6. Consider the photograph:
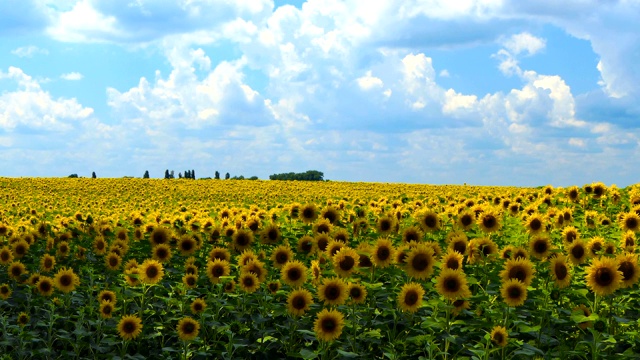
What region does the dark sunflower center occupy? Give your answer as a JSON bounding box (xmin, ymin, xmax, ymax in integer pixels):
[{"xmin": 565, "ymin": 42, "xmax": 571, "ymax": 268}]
[
  {"xmin": 325, "ymin": 285, "xmax": 340, "ymax": 300},
  {"xmin": 40, "ymin": 282, "xmax": 51, "ymax": 292},
  {"xmin": 103, "ymin": 306, "xmax": 112, "ymax": 314},
  {"xmin": 293, "ymin": 295, "xmax": 306, "ymax": 309},
  {"xmin": 571, "ymin": 245, "xmax": 585, "ymax": 259},
  {"xmin": 321, "ymin": 318, "xmax": 336, "ymax": 332},
  {"xmin": 380, "ymin": 220, "xmax": 391, "ymax": 231},
  {"xmin": 236, "ymin": 235, "xmax": 249, "ymax": 246},
  {"xmin": 424, "ymin": 215, "xmax": 437, "ymax": 228},
  {"xmin": 60, "ymin": 274, "xmax": 72, "ymax": 286},
  {"xmin": 243, "ymin": 277, "xmax": 254, "ymax": 287},
  {"xmin": 97, "ymin": 242, "xmax": 105, "ymax": 250},
  {"xmin": 626, "ymin": 238, "xmax": 635, "ymax": 247},
  {"xmin": 412, "ymin": 253, "xmax": 430, "ymax": 271},
  {"xmin": 324, "ymin": 212, "xmax": 337, "ymax": 223},
  {"xmin": 566, "ymin": 232, "xmax": 576, "ymax": 243},
  {"xmin": 213, "ymin": 266, "xmax": 224, "ymax": 276},
  {"xmin": 359, "ymin": 255, "xmax": 372, "ymax": 267},
  {"xmin": 554, "ymin": 263, "xmax": 568, "ymax": 280},
  {"xmin": 302, "ymin": 208, "xmax": 314, "ymax": 219},
  {"xmin": 461, "ymin": 215, "xmax": 472, "ymax": 226},
  {"xmin": 509, "ymin": 267, "xmax": 526, "ymax": 282},
  {"xmin": 444, "ymin": 277, "xmax": 460, "ymax": 291},
  {"xmin": 534, "ymin": 240, "xmax": 548, "ymax": 254},
  {"xmin": 591, "ymin": 243, "xmax": 602, "ymax": 253},
  {"xmin": 405, "ymin": 232, "xmax": 419, "ymax": 242},
  {"xmin": 301, "ymin": 241, "xmax": 312, "ymax": 252},
  {"xmin": 377, "ymin": 247, "xmax": 390, "ymax": 260},
  {"xmin": 268, "ymin": 230, "xmax": 278, "ymax": 240},
  {"xmin": 483, "ymin": 216, "xmax": 496, "ymax": 229},
  {"xmin": 109, "ymin": 257, "xmax": 119, "ymax": 266},
  {"xmin": 146, "ymin": 266, "xmax": 159, "ymax": 279},
  {"xmin": 181, "ymin": 241, "xmax": 193, "ymax": 251},
  {"xmin": 493, "ymin": 333, "xmax": 504, "ymax": 343},
  {"xmin": 453, "ymin": 299, "xmax": 464, "ymax": 307},
  {"xmin": 317, "ymin": 238, "xmax": 329, "ymax": 251},
  {"xmin": 44, "ymin": 259, "xmax": 53, "ymax": 267},
  {"xmin": 317, "ymin": 224, "xmax": 330, "ymax": 233},
  {"xmin": 350, "ymin": 287, "xmax": 361, "ymax": 298},
  {"xmin": 276, "ymin": 252, "xmax": 288, "ymax": 264},
  {"xmin": 404, "ymin": 291, "xmax": 418, "ymax": 306},
  {"xmin": 287, "ymin": 268, "xmax": 301, "ymax": 281},
  {"xmin": 183, "ymin": 323, "xmax": 195, "ymax": 334},
  {"xmin": 595, "ymin": 268, "xmax": 613, "ymax": 286},
  {"xmin": 1, "ymin": 252, "xmax": 9, "ymax": 261},
  {"xmin": 446, "ymin": 258, "xmax": 459, "ymax": 270},
  {"xmin": 124, "ymin": 321, "xmax": 135, "ymax": 333},
  {"xmin": 626, "ymin": 217, "xmax": 638, "ymax": 229},
  {"xmin": 481, "ymin": 245, "xmax": 493, "ymax": 257},
  {"xmin": 339, "ymin": 256, "xmax": 355, "ymax": 271},
  {"xmin": 11, "ymin": 266, "xmax": 22, "ymax": 277},
  {"xmin": 530, "ymin": 219, "xmax": 541, "ymax": 231},
  {"xmin": 508, "ymin": 285, "xmax": 522, "ymax": 299},
  {"xmin": 15, "ymin": 245, "xmax": 25, "ymax": 255},
  {"xmin": 453, "ymin": 241, "xmax": 466, "ymax": 254},
  {"xmin": 619, "ymin": 261, "xmax": 634, "ymax": 281},
  {"xmin": 187, "ymin": 277, "xmax": 196, "ymax": 286}
]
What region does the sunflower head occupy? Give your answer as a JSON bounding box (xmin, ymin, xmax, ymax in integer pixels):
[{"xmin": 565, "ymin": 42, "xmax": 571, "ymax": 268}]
[
  {"xmin": 529, "ymin": 235, "xmax": 552, "ymax": 260},
  {"xmin": 435, "ymin": 268, "xmax": 471, "ymax": 301},
  {"xmin": 317, "ymin": 277, "xmax": 349, "ymax": 306},
  {"xmin": 100, "ymin": 300, "xmax": 115, "ymax": 319},
  {"xmin": 297, "ymin": 235, "xmax": 316, "ymax": 256},
  {"xmin": 286, "ymin": 288, "xmax": 313, "ymax": 317},
  {"xmin": 500, "ymin": 279, "xmax": 527, "ymax": 307},
  {"xmin": 490, "ymin": 326, "xmax": 508, "ymax": 347},
  {"xmin": 500, "ymin": 258, "xmax": 535, "ymax": 287},
  {"xmin": 617, "ymin": 253, "xmax": 640, "ymax": 288},
  {"xmin": 372, "ymin": 238, "xmax": 395, "ymax": 268},
  {"xmin": 117, "ymin": 315, "xmax": 143, "ymax": 341},
  {"xmin": 332, "ymin": 247, "xmax": 359, "ymax": 278},
  {"xmin": 0, "ymin": 283, "xmax": 11, "ymax": 300},
  {"xmin": 176, "ymin": 317, "xmax": 200, "ymax": 341},
  {"xmin": 313, "ymin": 309, "xmax": 345, "ymax": 342},
  {"xmin": 98, "ymin": 290, "xmax": 117, "ymax": 304},
  {"xmin": 239, "ymin": 272, "xmax": 260, "ymax": 293},
  {"xmin": 17, "ymin": 312, "xmax": 30, "ymax": 327},
  {"xmin": 54, "ymin": 267, "xmax": 79, "ymax": 293},
  {"xmin": 281, "ymin": 260, "xmax": 308, "ymax": 287},
  {"xmin": 206, "ymin": 259, "xmax": 230, "ymax": 284},
  {"xmin": 190, "ymin": 298, "xmax": 207, "ymax": 314},
  {"xmin": 36, "ymin": 277, "xmax": 54, "ymax": 297},
  {"xmin": 139, "ymin": 259, "xmax": 164, "ymax": 285},
  {"xmin": 549, "ymin": 254, "xmax": 572, "ymax": 289},
  {"xmin": 585, "ymin": 257, "xmax": 622, "ymax": 296},
  {"xmin": 398, "ymin": 282, "xmax": 425, "ymax": 313}
]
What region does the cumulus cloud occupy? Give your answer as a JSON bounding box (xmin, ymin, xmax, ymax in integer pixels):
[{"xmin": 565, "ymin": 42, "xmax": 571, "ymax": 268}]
[{"xmin": 502, "ymin": 32, "xmax": 546, "ymax": 56}]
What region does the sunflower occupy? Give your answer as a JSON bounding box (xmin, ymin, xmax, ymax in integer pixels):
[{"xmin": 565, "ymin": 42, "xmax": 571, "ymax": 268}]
[
  {"xmin": 452, "ymin": 299, "xmax": 471, "ymax": 316},
  {"xmin": 206, "ymin": 259, "xmax": 230, "ymax": 284},
  {"xmin": 587, "ymin": 236, "xmax": 605, "ymax": 257},
  {"xmin": 529, "ymin": 235, "xmax": 552, "ymax": 260},
  {"xmin": 297, "ymin": 235, "xmax": 316, "ymax": 256},
  {"xmin": 549, "ymin": 254, "xmax": 572, "ymax": 288},
  {"xmin": 620, "ymin": 212, "xmax": 640, "ymax": 233},
  {"xmin": 209, "ymin": 247, "xmax": 231, "ymax": 263},
  {"xmin": 401, "ymin": 226, "xmax": 423, "ymax": 244},
  {"xmin": 314, "ymin": 309, "xmax": 345, "ymax": 342},
  {"xmin": 500, "ymin": 245, "xmax": 515, "ymax": 260},
  {"xmin": 561, "ymin": 226, "xmax": 579, "ymax": 246},
  {"xmin": 395, "ymin": 244, "xmax": 411, "ymax": 266},
  {"xmin": 467, "ymin": 237, "xmax": 499, "ymax": 264},
  {"xmin": 150, "ymin": 244, "xmax": 171, "ymax": 263},
  {"xmin": 177, "ymin": 236, "xmax": 198, "ymax": 256},
  {"xmin": 260, "ymin": 223, "xmax": 282, "ymax": 245},
  {"xmin": 281, "ymin": 260, "xmax": 307, "ymax": 287},
  {"xmin": 139, "ymin": 259, "xmax": 164, "ymax": 285},
  {"xmin": 17, "ymin": 312, "xmax": 29, "ymax": 327},
  {"xmin": 36, "ymin": 276, "xmax": 54, "ymax": 296},
  {"xmin": 447, "ymin": 233, "xmax": 468, "ymax": 256},
  {"xmin": 317, "ymin": 277, "xmax": 349, "ymax": 306},
  {"xmin": 621, "ymin": 231, "xmax": 636, "ymax": 252},
  {"xmin": 286, "ymin": 288, "xmax": 314, "ymax": 316},
  {"xmin": 405, "ymin": 245, "xmax": 435, "ymax": 279},
  {"xmin": 149, "ymin": 226, "xmax": 171, "ymax": 247},
  {"xmin": 98, "ymin": 290, "xmax": 117, "ymax": 304},
  {"xmin": 490, "ymin": 326, "xmax": 508, "ymax": 347},
  {"xmin": 54, "ymin": 267, "xmax": 80, "ymax": 293},
  {"xmin": 0, "ymin": 246, "xmax": 13, "ymax": 265},
  {"xmin": 585, "ymin": 257, "xmax": 622, "ymax": 296},
  {"xmin": 8, "ymin": 261, "xmax": 28, "ymax": 281},
  {"xmin": 11, "ymin": 239, "xmax": 29, "ymax": 258},
  {"xmin": 435, "ymin": 269, "xmax": 472, "ymax": 301},
  {"xmin": 348, "ymin": 283, "xmax": 367, "ymax": 304},
  {"xmin": 0, "ymin": 283, "xmax": 10, "ymax": 300},
  {"xmin": 117, "ymin": 315, "xmax": 143, "ymax": 340},
  {"xmin": 441, "ymin": 250, "xmax": 464, "ymax": 271},
  {"xmin": 371, "ymin": 238, "xmax": 395, "ymax": 268},
  {"xmin": 566, "ymin": 240, "xmax": 588, "ymax": 265},
  {"xmin": 321, "ymin": 206, "xmax": 341, "ymax": 225},
  {"xmin": 326, "ymin": 240, "xmax": 345, "ymax": 258},
  {"xmin": 398, "ymin": 282, "xmax": 425, "ymax": 313},
  {"xmin": 574, "ymin": 304, "xmax": 592, "ymax": 330},
  {"xmin": 313, "ymin": 219, "xmax": 333, "ymax": 235},
  {"xmin": 332, "ymin": 247, "xmax": 359, "ymax": 278},
  {"xmin": 267, "ymin": 281, "xmax": 281, "ymax": 294},
  {"xmin": 456, "ymin": 210, "xmax": 475, "ymax": 231},
  {"xmin": 524, "ymin": 214, "xmax": 545, "ymax": 235},
  {"xmin": 311, "ymin": 260, "xmax": 322, "ymax": 285},
  {"xmin": 241, "ymin": 260, "xmax": 267, "ymax": 283},
  {"xmin": 232, "ymin": 229, "xmax": 254, "ymax": 252},
  {"xmin": 603, "ymin": 242, "xmax": 616, "ymax": 255},
  {"xmin": 300, "ymin": 203, "xmax": 318, "ymax": 224},
  {"xmin": 105, "ymin": 253, "xmax": 123, "ymax": 271},
  {"xmin": 99, "ymin": 300, "xmax": 115, "ymax": 319},
  {"xmin": 617, "ymin": 253, "xmax": 640, "ymax": 288},
  {"xmin": 500, "ymin": 258, "xmax": 535, "ymax": 287},
  {"xmin": 184, "ymin": 263, "xmax": 198, "ymax": 276},
  {"xmin": 190, "ymin": 298, "xmax": 207, "ymax": 314},
  {"xmin": 584, "ymin": 210, "xmax": 599, "ymax": 229},
  {"xmin": 376, "ymin": 215, "xmax": 396, "ymax": 236},
  {"xmin": 124, "ymin": 268, "xmax": 141, "ymax": 287},
  {"xmin": 417, "ymin": 210, "xmax": 442, "ymax": 233},
  {"xmin": 93, "ymin": 237, "xmax": 107, "ymax": 256},
  {"xmin": 500, "ymin": 279, "xmax": 527, "ymax": 307},
  {"xmin": 223, "ymin": 280, "xmax": 236, "ymax": 293},
  {"xmin": 182, "ymin": 273, "xmax": 198, "ymax": 289},
  {"xmin": 56, "ymin": 241, "xmax": 70, "ymax": 258},
  {"xmin": 239, "ymin": 272, "xmax": 260, "ymax": 293},
  {"xmin": 566, "ymin": 186, "xmax": 580, "ymax": 202},
  {"xmin": 478, "ymin": 208, "xmax": 502, "ymax": 234},
  {"xmin": 332, "ymin": 229, "xmax": 349, "ymax": 244}
]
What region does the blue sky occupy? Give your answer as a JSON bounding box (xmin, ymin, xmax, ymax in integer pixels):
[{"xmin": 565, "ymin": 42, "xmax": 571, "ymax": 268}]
[{"xmin": 1, "ymin": 0, "xmax": 639, "ymax": 186}]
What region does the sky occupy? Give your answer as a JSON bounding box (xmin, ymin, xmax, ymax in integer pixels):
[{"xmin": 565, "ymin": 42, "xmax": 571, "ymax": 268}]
[{"xmin": 1, "ymin": 0, "xmax": 639, "ymax": 187}]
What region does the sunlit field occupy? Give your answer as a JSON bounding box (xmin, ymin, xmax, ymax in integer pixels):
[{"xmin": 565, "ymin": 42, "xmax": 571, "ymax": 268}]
[{"xmin": 2, "ymin": 178, "xmax": 640, "ymax": 359}]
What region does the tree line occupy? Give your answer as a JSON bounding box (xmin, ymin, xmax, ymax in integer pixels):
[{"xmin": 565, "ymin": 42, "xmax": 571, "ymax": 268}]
[
  {"xmin": 269, "ymin": 170, "xmax": 324, "ymax": 181},
  {"xmin": 70, "ymin": 169, "xmax": 325, "ymax": 181}
]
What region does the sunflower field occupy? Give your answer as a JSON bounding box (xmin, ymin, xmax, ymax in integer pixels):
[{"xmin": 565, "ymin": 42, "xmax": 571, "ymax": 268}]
[{"xmin": 1, "ymin": 178, "xmax": 640, "ymax": 359}]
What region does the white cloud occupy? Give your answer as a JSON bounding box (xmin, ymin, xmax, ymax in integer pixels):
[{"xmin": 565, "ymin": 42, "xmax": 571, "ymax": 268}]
[
  {"xmin": 356, "ymin": 71, "xmax": 383, "ymax": 90},
  {"xmin": 439, "ymin": 69, "xmax": 450, "ymax": 77},
  {"xmin": 60, "ymin": 72, "xmax": 83, "ymax": 81},
  {"xmin": 502, "ymin": 32, "xmax": 546, "ymax": 56},
  {"xmin": 568, "ymin": 138, "xmax": 586, "ymax": 147},
  {"xmin": 11, "ymin": 45, "xmax": 48, "ymax": 58}
]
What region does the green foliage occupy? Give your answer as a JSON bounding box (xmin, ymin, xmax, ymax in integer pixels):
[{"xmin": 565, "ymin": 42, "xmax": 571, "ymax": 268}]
[{"xmin": 269, "ymin": 170, "xmax": 324, "ymax": 181}]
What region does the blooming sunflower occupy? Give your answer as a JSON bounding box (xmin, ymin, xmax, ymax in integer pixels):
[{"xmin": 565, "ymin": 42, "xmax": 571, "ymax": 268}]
[
  {"xmin": 260, "ymin": 223, "xmax": 282, "ymax": 245},
  {"xmin": 524, "ymin": 213, "xmax": 545, "ymax": 235},
  {"xmin": 11, "ymin": 239, "xmax": 29, "ymax": 259},
  {"xmin": 56, "ymin": 241, "xmax": 70, "ymax": 258},
  {"xmin": 500, "ymin": 258, "xmax": 535, "ymax": 287},
  {"xmin": 105, "ymin": 253, "xmax": 122, "ymax": 271},
  {"xmin": 241, "ymin": 260, "xmax": 268, "ymax": 282},
  {"xmin": 36, "ymin": 277, "xmax": 54, "ymax": 296},
  {"xmin": 621, "ymin": 231, "xmax": 636, "ymax": 252},
  {"xmin": 584, "ymin": 257, "xmax": 622, "ymax": 296},
  {"xmin": 561, "ymin": 226, "xmax": 579, "ymax": 246},
  {"xmin": 182, "ymin": 273, "xmax": 198, "ymax": 289},
  {"xmin": 441, "ymin": 250, "xmax": 464, "ymax": 271},
  {"xmin": 0, "ymin": 283, "xmax": 10, "ymax": 300},
  {"xmin": 281, "ymin": 260, "xmax": 307, "ymax": 287},
  {"xmin": 232, "ymin": 229, "xmax": 254, "ymax": 252},
  {"xmin": 300, "ymin": 203, "xmax": 318, "ymax": 224},
  {"xmin": 549, "ymin": 254, "xmax": 572, "ymax": 289},
  {"xmin": 314, "ymin": 309, "xmax": 345, "ymax": 342},
  {"xmin": 529, "ymin": 235, "xmax": 552, "ymax": 260},
  {"xmin": 326, "ymin": 240, "xmax": 345, "ymax": 258},
  {"xmin": 149, "ymin": 227, "xmax": 171, "ymax": 247},
  {"xmin": 209, "ymin": 247, "xmax": 231, "ymax": 263},
  {"xmin": 124, "ymin": 268, "xmax": 141, "ymax": 287},
  {"xmin": 54, "ymin": 267, "xmax": 79, "ymax": 293},
  {"xmin": 223, "ymin": 280, "xmax": 236, "ymax": 293},
  {"xmin": 117, "ymin": 315, "xmax": 143, "ymax": 340},
  {"xmin": 587, "ymin": 236, "xmax": 605, "ymax": 257},
  {"xmin": 567, "ymin": 240, "xmax": 588, "ymax": 265},
  {"xmin": 376, "ymin": 215, "xmax": 396, "ymax": 236},
  {"xmin": 398, "ymin": 282, "xmax": 425, "ymax": 313},
  {"xmin": 139, "ymin": 259, "xmax": 164, "ymax": 285},
  {"xmin": 617, "ymin": 253, "xmax": 640, "ymax": 288},
  {"xmin": 417, "ymin": 210, "xmax": 442, "ymax": 233},
  {"xmin": 332, "ymin": 247, "xmax": 359, "ymax": 278},
  {"xmin": 315, "ymin": 233, "xmax": 331, "ymax": 253},
  {"xmin": 452, "ymin": 299, "xmax": 471, "ymax": 316},
  {"xmin": 286, "ymin": 288, "xmax": 314, "ymax": 317},
  {"xmin": 456, "ymin": 210, "xmax": 476, "ymax": 231},
  {"xmin": 348, "ymin": 283, "xmax": 367, "ymax": 304},
  {"xmin": 435, "ymin": 268, "xmax": 472, "ymax": 301},
  {"xmin": 317, "ymin": 277, "xmax": 349, "ymax": 306},
  {"xmin": 447, "ymin": 233, "xmax": 468, "ymax": 256},
  {"xmin": 405, "ymin": 244, "xmax": 435, "ymax": 280},
  {"xmin": 99, "ymin": 300, "xmax": 115, "ymax": 319},
  {"xmin": 371, "ymin": 238, "xmax": 395, "ymax": 268},
  {"xmin": 401, "ymin": 226, "xmax": 424, "ymax": 244},
  {"xmin": 206, "ymin": 259, "xmax": 230, "ymax": 284},
  {"xmin": 239, "ymin": 272, "xmax": 260, "ymax": 293},
  {"xmin": 40, "ymin": 254, "xmax": 56, "ymax": 273},
  {"xmin": 297, "ymin": 235, "xmax": 316, "ymax": 256},
  {"xmin": 620, "ymin": 212, "xmax": 640, "ymax": 233},
  {"xmin": 8, "ymin": 261, "xmax": 28, "ymax": 281},
  {"xmin": 151, "ymin": 244, "xmax": 172, "ymax": 263},
  {"xmin": 191, "ymin": 298, "xmax": 207, "ymax": 314},
  {"xmin": 17, "ymin": 312, "xmax": 29, "ymax": 327},
  {"xmin": 490, "ymin": 326, "xmax": 508, "ymax": 347},
  {"xmin": 477, "ymin": 208, "xmax": 502, "ymax": 234},
  {"xmin": 0, "ymin": 246, "xmax": 13, "ymax": 265},
  {"xmin": 177, "ymin": 236, "xmax": 198, "ymax": 256},
  {"xmin": 98, "ymin": 290, "xmax": 116, "ymax": 304},
  {"xmin": 500, "ymin": 279, "xmax": 527, "ymax": 307}
]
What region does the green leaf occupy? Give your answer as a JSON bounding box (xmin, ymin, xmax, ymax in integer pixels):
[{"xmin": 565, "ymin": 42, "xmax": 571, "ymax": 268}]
[
  {"xmin": 300, "ymin": 348, "xmax": 318, "ymax": 359},
  {"xmin": 337, "ymin": 350, "xmax": 359, "ymax": 357}
]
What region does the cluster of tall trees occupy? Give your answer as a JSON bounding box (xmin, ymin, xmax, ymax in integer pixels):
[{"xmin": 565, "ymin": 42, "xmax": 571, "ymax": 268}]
[{"xmin": 269, "ymin": 170, "xmax": 324, "ymax": 181}]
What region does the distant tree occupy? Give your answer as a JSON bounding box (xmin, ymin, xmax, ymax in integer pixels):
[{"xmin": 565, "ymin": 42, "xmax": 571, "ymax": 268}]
[
  {"xmin": 68, "ymin": 174, "xmax": 78, "ymax": 178},
  {"xmin": 269, "ymin": 170, "xmax": 324, "ymax": 181},
  {"xmin": 164, "ymin": 170, "xmax": 170, "ymax": 179},
  {"xmin": 179, "ymin": 172, "xmax": 183, "ymax": 179},
  {"xmin": 248, "ymin": 176, "xmax": 259, "ymax": 180},
  {"xmin": 170, "ymin": 170, "xmax": 175, "ymax": 179},
  {"xmin": 225, "ymin": 172, "xmax": 230, "ymax": 180},
  {"xmin": 92, "ymin": 172, "xmax": 97, "ymax": 179},
  {"xmin": 215, "ymin": 171, "xmax": 220, "ymax": 180},
  {"xmin": 192, "ymin": 169, "xmax": 195, "ymax": 179},
  {"xmin": 143, "ymin": 170, "xmax": 150, "ymax": 179}
]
